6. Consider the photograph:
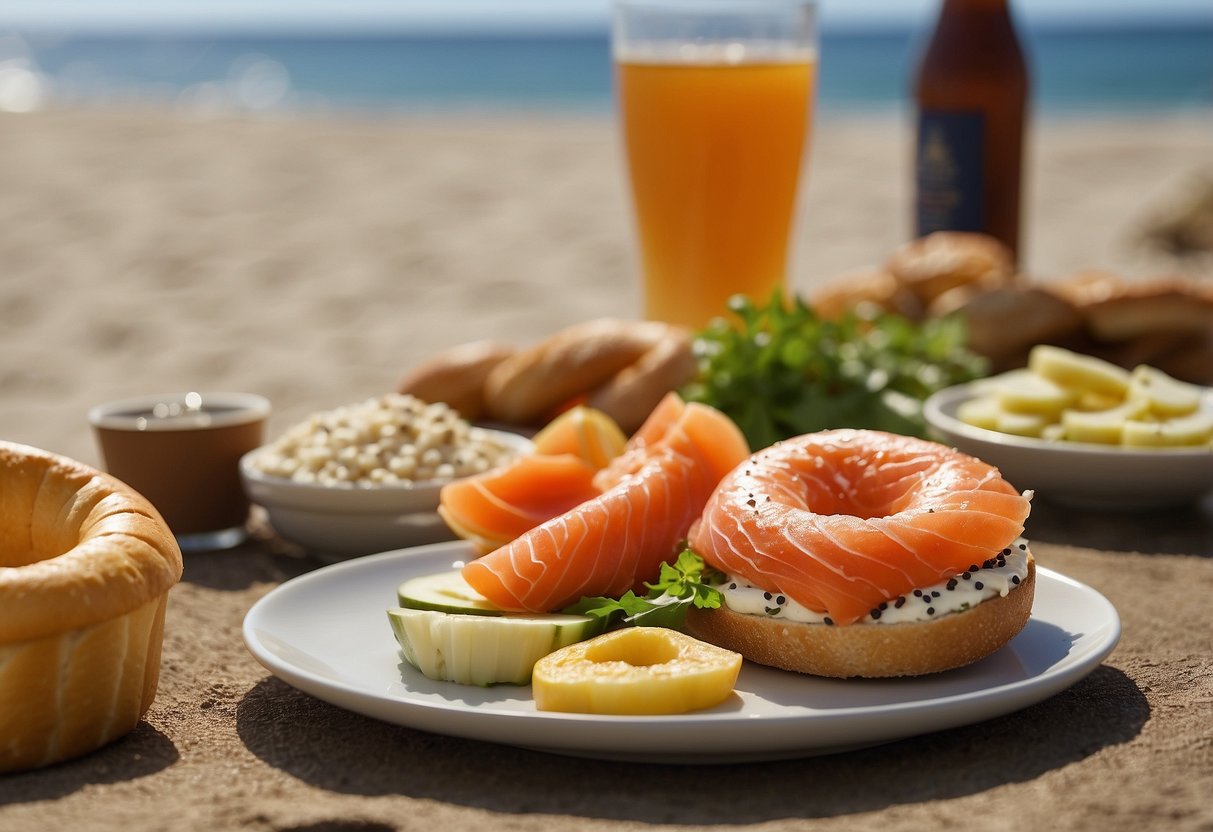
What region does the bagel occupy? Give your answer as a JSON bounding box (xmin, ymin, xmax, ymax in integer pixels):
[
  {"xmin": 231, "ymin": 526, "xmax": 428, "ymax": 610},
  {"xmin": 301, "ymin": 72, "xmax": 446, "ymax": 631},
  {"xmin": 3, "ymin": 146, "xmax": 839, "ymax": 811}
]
[
  {"xmin": 686, "ymin": 429, "xmax": 1034, "ymax": 678},
  {"xmin": 686, "ymin": 554, "xmax": 1035, "ymax": 678},
  {"xmin": 0, "ymin": 441, "xmax": 183, "ymax": 773},
  {"xmin": 484, "ymin": 319, "xmax": 694, "ymax": 431},
  {"xmin": 397, "ymin": 340, "xmax": 517, "ymax": 420}
]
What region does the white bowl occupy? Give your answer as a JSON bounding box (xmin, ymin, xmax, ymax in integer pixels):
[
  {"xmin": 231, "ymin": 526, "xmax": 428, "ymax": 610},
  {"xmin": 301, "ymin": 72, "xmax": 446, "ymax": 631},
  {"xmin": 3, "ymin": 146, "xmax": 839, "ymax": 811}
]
[
  {"xmin": 239, "ymin": 430, "xmax": 532, "ymax": 558},
  {"xmin": 924, "ymin": 383, "xmax": 1213, "ymax": 510}
]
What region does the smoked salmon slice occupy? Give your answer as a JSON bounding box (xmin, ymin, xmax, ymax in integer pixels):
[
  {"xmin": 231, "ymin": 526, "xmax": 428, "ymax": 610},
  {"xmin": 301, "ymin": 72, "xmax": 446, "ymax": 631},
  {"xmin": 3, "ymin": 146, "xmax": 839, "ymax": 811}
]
[
  {"xmin": 439, "ymin": 406, "xmax": 627, "ymax": 554},
  {"xmin": 688, "ymin": 430, "xmax": 1032, "ymax": 626},
  {"xmin": 462, "ymin": 395, "xmax": 749, "ymax": 612},
  {"xmin": 438, "ymin": 454, "xmax": 601, "ymax": 555}
]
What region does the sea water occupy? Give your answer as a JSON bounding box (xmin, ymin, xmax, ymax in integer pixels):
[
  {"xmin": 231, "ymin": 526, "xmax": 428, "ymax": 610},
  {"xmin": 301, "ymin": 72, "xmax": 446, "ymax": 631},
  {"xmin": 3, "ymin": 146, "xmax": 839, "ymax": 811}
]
[{"xmin": 5, "ymin": 23, "xmax": 1211, "ymax": 115}]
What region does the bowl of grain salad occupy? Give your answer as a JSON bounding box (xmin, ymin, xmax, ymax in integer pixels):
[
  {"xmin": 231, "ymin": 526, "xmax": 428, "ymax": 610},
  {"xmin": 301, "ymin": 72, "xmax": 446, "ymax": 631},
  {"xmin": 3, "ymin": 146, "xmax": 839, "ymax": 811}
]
[{"xmin": 240, "ymin": 393, "xmax": 530, "ymax": 556}]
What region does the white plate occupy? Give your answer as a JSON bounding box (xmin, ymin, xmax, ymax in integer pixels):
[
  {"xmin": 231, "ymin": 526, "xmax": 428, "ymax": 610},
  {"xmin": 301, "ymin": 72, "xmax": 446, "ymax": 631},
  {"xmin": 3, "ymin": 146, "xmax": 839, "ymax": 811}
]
[
  {"xmin": 925, "ymin": 383, "xmax": 1213, "ymax": 510},
  {"xmin": 243, "ymin": 541, "xmax": 1121, "ymax": 764}
]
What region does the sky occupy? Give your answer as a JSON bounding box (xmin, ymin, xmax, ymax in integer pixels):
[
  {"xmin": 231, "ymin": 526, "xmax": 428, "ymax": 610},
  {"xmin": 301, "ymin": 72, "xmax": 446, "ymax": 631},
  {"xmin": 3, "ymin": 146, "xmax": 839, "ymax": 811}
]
[{"xmin": 0, "ymin": 0, "xmax": 1209, "ymax": 32}]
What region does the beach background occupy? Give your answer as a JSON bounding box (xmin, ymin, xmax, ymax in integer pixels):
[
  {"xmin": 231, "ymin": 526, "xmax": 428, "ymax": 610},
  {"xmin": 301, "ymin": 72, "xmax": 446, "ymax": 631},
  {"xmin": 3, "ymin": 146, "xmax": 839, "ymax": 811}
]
[
  {"xmin": 1, "ymin": 3, "xmax": 1213, "ymax": 831},
  {"xmin": 3, "ymin": 2, "xmax": 1211, "ymax": 465}
]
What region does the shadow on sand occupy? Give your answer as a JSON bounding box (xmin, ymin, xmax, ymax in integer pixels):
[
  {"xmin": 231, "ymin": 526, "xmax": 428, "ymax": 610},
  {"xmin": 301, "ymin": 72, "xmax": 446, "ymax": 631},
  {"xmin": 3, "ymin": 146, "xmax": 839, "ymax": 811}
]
[
  {"xmin": 0, "ymin": 722, "xmax": 179, "ymax": 805},
  {"xmin": 234, "ymin": 663, "xmax": 1147, "ymax": 823},
  {"xmin": 1026, "ymin": 493, "xmax": 1212, "ymax": 558}
]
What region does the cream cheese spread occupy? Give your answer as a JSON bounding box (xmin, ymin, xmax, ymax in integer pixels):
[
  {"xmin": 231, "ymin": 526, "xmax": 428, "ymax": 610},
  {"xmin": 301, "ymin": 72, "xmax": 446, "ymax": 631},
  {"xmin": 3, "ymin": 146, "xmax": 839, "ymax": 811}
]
[{"xmin": 712, "ymin": 539, "xmax": 1032, "ymax": 626}]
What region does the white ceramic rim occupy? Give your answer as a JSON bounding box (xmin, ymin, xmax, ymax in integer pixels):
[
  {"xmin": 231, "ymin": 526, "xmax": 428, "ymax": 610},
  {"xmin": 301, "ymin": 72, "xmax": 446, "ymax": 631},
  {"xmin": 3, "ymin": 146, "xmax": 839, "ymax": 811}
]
[
  {"xmin": 924, "ymin": 384, "xmax": 1213, "ymax": 459},
  {"xmin": 242, "ymin": 541, "xmax": 1122, "ymax": 763},
  {"xmin": 88, "ymin": 392, "xmax": 271, "ymax": 432},
  {"xmin": 239, "ymin": 428, "xmax": 534, "ymax": 494}
]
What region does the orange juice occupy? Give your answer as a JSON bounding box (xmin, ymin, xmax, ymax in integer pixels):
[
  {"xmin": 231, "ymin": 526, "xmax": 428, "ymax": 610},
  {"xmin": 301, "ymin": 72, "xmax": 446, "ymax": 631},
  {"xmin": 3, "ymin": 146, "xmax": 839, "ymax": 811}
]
[{"xmin": 618, "ymin": 53, "xmax": 815, "ymax": 329}]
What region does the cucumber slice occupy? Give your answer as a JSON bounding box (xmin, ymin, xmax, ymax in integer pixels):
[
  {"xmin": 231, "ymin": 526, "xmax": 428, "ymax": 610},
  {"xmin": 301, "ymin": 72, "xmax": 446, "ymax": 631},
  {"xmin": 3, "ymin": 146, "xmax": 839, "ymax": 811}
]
[
  {"xmin": 397, "ymin": 570, "xmax": 502, "ymax": 616},
  {"xmin": 387, "ymin": 607, "xmax": 606, "ymax": 686}
]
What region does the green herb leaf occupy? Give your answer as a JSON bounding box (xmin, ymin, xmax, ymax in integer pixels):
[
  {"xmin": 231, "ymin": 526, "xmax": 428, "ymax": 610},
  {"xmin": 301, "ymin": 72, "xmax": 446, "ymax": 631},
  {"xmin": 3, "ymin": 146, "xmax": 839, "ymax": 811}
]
[
  {"xmin": 562, "ymin": 549, "xmax": 723, "ymax": 630},
  {"xmin": 682, "ymin": 289, "xmax": 987, "ymax": 448}
]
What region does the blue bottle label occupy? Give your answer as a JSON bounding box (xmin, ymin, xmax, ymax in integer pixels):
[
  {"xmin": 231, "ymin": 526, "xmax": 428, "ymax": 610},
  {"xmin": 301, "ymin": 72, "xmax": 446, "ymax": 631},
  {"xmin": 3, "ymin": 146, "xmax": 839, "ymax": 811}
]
[{"xmin": 915, "ymin": 110, "xmax": 986, "ymax": 236}]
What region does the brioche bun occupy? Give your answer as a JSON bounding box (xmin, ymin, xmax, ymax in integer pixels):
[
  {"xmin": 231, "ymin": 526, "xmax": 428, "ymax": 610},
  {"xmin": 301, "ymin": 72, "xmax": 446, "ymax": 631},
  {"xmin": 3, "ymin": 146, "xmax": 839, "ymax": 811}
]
[
  {"xmin": 685, "ymin": 556, "xmax": 1035, "ymax": 679},
  {"xmin": 0, "ymin": 441, "xmax": 183, "ymax": 773}
]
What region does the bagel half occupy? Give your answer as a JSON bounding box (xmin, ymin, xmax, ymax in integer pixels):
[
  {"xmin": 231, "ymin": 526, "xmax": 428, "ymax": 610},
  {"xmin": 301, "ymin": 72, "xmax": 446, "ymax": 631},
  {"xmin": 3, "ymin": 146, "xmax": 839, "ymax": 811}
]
[
  {"xmin": 0, "ymin": 441, "xmax": 183, "ymax": 773},
  {"xmin": 685, "ymin": 556, "xmax": 1035, "ymax": 678}
]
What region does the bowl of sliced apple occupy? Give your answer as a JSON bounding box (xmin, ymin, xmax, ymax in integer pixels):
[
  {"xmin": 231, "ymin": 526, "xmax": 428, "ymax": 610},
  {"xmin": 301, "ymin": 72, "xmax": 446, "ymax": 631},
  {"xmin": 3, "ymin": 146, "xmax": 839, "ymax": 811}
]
[{"xmin": 925, "ymin": 345, "xmax": 1213, "ymax": 510}]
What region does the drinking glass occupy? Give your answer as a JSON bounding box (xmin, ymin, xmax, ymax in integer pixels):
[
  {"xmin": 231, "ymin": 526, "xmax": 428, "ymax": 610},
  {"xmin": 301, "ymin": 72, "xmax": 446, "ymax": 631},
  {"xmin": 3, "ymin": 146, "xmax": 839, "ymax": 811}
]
[{"xmin": 614, "ymin": 0, "xmax": 818, "ymax": 329}]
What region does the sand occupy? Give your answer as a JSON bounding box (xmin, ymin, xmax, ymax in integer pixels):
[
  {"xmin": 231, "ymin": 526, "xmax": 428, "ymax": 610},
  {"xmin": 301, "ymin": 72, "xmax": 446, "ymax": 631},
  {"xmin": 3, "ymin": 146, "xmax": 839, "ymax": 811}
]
[
  {"xmin": 3, "ymin": 108, "xmax": 1211, "ymax": 464},
  {"xmin": 1, "ymin": 106, "xmax": 1211, "ymax": 831}
]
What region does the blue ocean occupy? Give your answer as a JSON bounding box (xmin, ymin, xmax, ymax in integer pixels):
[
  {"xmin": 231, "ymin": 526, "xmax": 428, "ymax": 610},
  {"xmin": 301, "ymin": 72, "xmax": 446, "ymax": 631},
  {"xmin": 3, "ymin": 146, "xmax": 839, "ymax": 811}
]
[{"xmin": 6, "ymin": 22, "xmax": 1212, "ymax": 115}]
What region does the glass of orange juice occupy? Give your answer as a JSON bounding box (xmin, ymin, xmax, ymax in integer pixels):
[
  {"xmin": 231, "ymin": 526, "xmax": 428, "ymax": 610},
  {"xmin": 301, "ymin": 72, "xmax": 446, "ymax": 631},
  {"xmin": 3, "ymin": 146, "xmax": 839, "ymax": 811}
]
[{"xmin": 614, "ymin": 0, "xmax": 818, "ymax": 329}]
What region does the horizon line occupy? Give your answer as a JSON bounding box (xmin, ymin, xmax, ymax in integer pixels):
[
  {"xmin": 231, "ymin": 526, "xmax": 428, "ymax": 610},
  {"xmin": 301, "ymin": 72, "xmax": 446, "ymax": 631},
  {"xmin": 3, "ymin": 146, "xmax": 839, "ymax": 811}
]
[{"xmin": 2, "ymin": 11, "xmax": 1211, "ymax": 38}]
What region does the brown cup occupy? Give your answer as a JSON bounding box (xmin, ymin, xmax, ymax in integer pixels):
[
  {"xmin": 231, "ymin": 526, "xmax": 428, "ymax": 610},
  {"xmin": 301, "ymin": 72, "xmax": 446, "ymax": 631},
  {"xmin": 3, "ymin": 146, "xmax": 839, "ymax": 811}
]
[{"xmin": 88, "ymin": 392, "xmax": 271, "ymax": 552}]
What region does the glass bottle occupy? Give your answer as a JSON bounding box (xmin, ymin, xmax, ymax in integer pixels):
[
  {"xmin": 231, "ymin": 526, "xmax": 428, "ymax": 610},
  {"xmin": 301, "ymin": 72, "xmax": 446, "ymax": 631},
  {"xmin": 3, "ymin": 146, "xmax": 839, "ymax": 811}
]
[{"xmin": 913, "ymin": 0, "xmax": 1029, "ymax": 261}]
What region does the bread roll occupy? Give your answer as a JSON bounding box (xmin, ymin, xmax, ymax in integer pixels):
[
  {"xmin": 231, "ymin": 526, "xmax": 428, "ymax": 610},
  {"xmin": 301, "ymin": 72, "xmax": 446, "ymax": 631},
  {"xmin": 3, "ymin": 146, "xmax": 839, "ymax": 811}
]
[
  {"xmin": 808, "ymin": 269, "xmax": 924, "ymax": 321},
  {"xmin": 1078, "ymin": 278, "xmax": 1212, "ymax": 342},
  {"xmin": 586, "ymin": 326, "xmax": 696, "ymax": 434},
  {"xmin": 485, "ymin": 319, "xmax": 693, "ymax": 430},
  {"xmin": 1040, "ymin": 271, "xmax": 1213, "ymax": 384},
  {"xmin": 1148, "ymin": 329, "xmax": 1213, "ymax": 386},
  {"xmin": 0, "ymin": 441, "xmax": 183, "ymax": 773},
  {"xmin": 397, "ymin": 340, "xmax": 516, "ymax": 420},
  {"xmin": 928, "ymin": 286, "xmax": 1085, "ymax": 371},
  {"xmin": 887, "ymin": 232, "xmax": 1017, "ymax": 305}
]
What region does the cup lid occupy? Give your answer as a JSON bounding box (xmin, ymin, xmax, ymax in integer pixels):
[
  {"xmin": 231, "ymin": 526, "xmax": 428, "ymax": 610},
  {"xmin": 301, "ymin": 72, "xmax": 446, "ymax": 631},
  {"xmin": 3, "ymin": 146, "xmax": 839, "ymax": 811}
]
[{"xmin": 88, "ymin": 392, "xmax": 271, "ymax": 432}]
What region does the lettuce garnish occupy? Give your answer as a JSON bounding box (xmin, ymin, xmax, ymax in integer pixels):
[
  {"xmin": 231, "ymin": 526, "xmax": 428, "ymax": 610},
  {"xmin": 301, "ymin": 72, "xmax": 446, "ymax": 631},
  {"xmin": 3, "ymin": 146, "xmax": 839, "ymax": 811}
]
[
  {"xmin": 681, "ymin": 291, "xmax": 988, "ymax": 450},
  {"xmin": 563, "ymin": 550, "xmax": 723, "ymax": 630}
]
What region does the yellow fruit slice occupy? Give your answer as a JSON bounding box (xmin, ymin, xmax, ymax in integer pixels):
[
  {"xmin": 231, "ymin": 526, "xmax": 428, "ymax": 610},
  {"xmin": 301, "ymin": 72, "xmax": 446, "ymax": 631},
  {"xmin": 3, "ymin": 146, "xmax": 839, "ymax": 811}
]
[
  {"xmin": 531, "ymin": 406, "xmax": 628, "ymax": 470},
  {"xmin": 956, "ymin": 396, "xmax": 1002, "ymax": 431},
  {"xmin": 1074, "ymin": 390, "xmax": 1124, "ymax": 412},
  {"xmin": 1122, "ymin": 411, "xmax": 1213, "ymax": 448},
  {"xmin": 1126, "ymin": 365, "xmax": 1203, "ymax": 418},
  {"xmin": 995, "ymin": 410, "xmax": 1050, "ymax": 438},
  {"xmin": 993, "ymin": 371, "xmax": 1074, "ymax": 417},
  {"xmin": 1028, "ymin": 344, "xmax": 1131, "ymax": 396},
  {"xmin": 1042, "ymin": 423, "xmax": 1067, "ymax": 441},
  {"xmin": 1060, "ymin": 400, "xmax": 1149, "ymax": 445},
  {"xmin": 532, "ymin": 628, "xmax": 742, "ymax": 715}
]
